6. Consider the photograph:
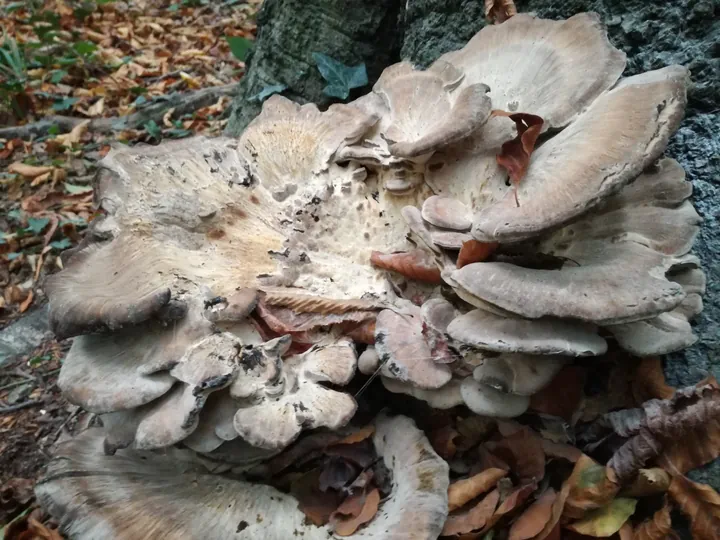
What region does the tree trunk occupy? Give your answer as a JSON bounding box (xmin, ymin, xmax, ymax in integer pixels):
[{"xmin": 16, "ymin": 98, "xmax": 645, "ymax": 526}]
[{"xmin": 225, "ymin": 0, "xmax": 404, "ymax": 134}]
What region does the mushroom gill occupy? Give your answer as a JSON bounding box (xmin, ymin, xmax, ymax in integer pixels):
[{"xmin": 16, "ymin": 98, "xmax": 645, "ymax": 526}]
[{"xmin": 38, "ymin": 11, "xmax": 705, "ymax": 539}]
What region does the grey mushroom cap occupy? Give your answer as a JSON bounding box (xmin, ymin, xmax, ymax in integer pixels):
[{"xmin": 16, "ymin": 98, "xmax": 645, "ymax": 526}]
[
  {"xmin": 460, "ymin": 378, "xmax": 531, "ymax": 418},
  {"xmin": 447, "ymin": 309, "xmax": 607, "ymax": 357},
  {"xmin": 471, "ymin": 353, "xmax": 569, "ymax": 396},
  {"xmin": 382, "ymin": 377, "xmax": 465, "ymax": 409}
]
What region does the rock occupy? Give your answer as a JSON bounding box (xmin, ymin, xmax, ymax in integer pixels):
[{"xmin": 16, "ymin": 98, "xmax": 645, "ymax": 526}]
[{"xmin": 0, "ymin": 305, "xmax": 52, "ymax": 367}]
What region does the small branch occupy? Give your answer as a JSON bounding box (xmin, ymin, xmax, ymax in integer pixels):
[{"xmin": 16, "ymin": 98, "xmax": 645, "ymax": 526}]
[
  {"xmin": 0, "ymin": 400, "xmax": 43, "ymax": 414},
  {"xmin": 0, "ymin": 84, "xmax": 238, "ymax": 140}
]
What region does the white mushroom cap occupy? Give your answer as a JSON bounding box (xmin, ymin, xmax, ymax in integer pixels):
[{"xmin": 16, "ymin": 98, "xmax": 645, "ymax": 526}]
[
  {"xmin": 358, "ymin": 346, "xmax": 380, "ymax": 375},
  {"xmin": 471, "ymin": 353, "xmax": 569, "ymax": 396},
  {"xmin": 382, "ymin": 377, "xmax": 464, "ymax": 409},
  {"xmin": 375, "ymin": 308, "xmax": 452, "ymax": 389},
  {"xmin": 35, "ymin": 428, "xmax": 332, "ymax": 540},
  {"xmin": 460, "ymin": 377, "xmax": 531, "ymax": 418},
  {"xmin": 352, "ymin": 414, "xmax": 450, "ymax": 539},
  {"xmin": 447, "ymin": 309, "xmax": 607, "ymax": 356}
]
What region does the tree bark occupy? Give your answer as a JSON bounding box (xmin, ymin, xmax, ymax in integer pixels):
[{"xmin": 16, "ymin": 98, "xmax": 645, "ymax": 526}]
[{"xmin": 225, "ymin": 0, "xmax": 404, "ymax": 135}]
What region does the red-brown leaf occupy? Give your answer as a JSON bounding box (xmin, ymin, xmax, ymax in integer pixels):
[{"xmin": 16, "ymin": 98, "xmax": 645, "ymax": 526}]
[
  {"xmin": 508, "ymin": 488, "xmax": 557, "ymax": 540},
  {"xmin": 457, "ymin": 240, "xmax": 499, "ymax": 268},
  {"xmin": 370, "ymin": 249, "xmax": 442, "ymax": 284},
  {"xmin": 668, "ymin": 474, "xmax": 720, "ymax": 540},
  {"xmin": 493, "ymin": 110, "xmax": 544, "ymax": 205},
  {"xmin": 529, "ymin": 365, "xmax": 586, "ymax": 421},
  {"xmin": 486, "ymin": 428, "xmax": 546, "ymax": 484},
  {"xmin": 331, "ymin": 487, "xmax": 381, "ymax": 536},
  {"xmin": 448, "ymin": 468, "xmax": 508, "ymax": 511},
  {"xmin": 443, "ymin": 488, "xmax": 501, "ymax": 536}
]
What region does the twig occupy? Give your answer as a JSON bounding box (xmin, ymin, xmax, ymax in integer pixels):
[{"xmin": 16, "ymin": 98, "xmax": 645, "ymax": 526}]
[
  {"xmin": 0, "ymin": 400, "xmax": 43, "ymax": 414},
  {"xmin": 0, "ymin": 379, "xmax": 35, "ymax": 392},
  {"xmin": 0, "ymin": 84, "xmax": 239, "ymax": 140}
]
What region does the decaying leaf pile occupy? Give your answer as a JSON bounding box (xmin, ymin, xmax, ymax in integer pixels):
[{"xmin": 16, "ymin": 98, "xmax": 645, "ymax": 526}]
[{"xmin": 1, "ymin": 0, "xmax": 258, "ymax": 324}]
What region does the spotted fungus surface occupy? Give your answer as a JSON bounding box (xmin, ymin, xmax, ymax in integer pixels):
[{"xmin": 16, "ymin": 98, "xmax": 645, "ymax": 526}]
[{"xmin": 39, "ymin": 11, "xmax": 704, "ymax": 539}]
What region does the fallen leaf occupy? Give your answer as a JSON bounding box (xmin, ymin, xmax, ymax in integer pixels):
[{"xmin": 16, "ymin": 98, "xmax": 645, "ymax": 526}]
[
  {"xmin": 370, "ymin": 249, "xmax": 442, "ymax": 284},
  {"xmin": 566, "ymin": 498, "xmax": 637, "ymax": 537},
  {"xmin": 331, "ymin": 487, "xmax": 381, "ymax": 536},
  {"xmin": 318, "ymin": 457, "xmax": 358, "ymax": 492},
  {"xmin": 668, "ymin": 474, "xmax": 720, "ymax": 540},
  {"xmin": 486, "ymin": 428, "xmax": 545, "ymax": 484},
  {"xmin": 483, "ymin": 482, "xmax": 537, "ymax": 531},
  {"xmin": 30, "ymin": 171, "xmax": 52, "ymax": 187},
  {"xmin": 509, "ymin": 488, "xmax": 557, "ymax": 540},
  {"xmin": 621, "ymin": 468, "xmax": 671, "ymax": 498},
  {"xmin": 53, "ymin": 119, "xmax": 91, "ymax": 146},
  {"xmin": 324, "ymin": 441, "xmax": 375, "ymax": 469},
  {"xmin": 429, "ymin": 425, "xmax": 460, "ymax": 460},
  {"xmin": 632, "ymin": 357, "xmax": 675, "ymax": 403},
  {"xmin": 492, "ymin": 110, "xmax": 544, "ymax": 206},
  {"xmin": 443, "ymin": 488, "xmax": 500, "ymax": 536},
  {"xmin": 484, "ymin": 0, "xmax": 518, "ymax": 23},
  {"xmin": 18, "ymin": 290, "xmax": 34, "ymax": 313},
  {"xmin": 448, "ymin": 468, "xmax": 508, "ymax": 511},
  {"xmin": 457, "ymin": 240, "xmax": 499, "ymax": 268},
  {"xmin": 290, "ymin": 468, "xmax": 343, "ymax": 526},
  {"xmin": 541, "ymin": 440, "xmax": 582, "ymax": 463},
  {"xmin": 333, "ymin": 425, "xmax": 375, "ymax": 446},
  {"xmin": 619, "ymin": 523, "xmax": 635, "ymax": 540},
  {"xmin": 563, "ymin": 455, "xmax": 619, "ymax": 520},
  {"xmin": 86, "ymin": 97, "xmax": 105, "ymax": 117},
  {"xmin": 633, "ymin": 502, "xmax": 673, "ymax": 540},
  {"xmin": 529, "ymin": 366, "xmax": 586, "ymax": 421},
  {"xmin": 8, "ymin": 163, "xmax": 53, "ymax": 178}
]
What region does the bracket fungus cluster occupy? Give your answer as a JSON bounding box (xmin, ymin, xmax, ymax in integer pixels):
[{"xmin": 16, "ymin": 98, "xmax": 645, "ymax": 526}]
[{"xmin": 38, "ymin": 12, "xmax": 705, "ymax": 539}]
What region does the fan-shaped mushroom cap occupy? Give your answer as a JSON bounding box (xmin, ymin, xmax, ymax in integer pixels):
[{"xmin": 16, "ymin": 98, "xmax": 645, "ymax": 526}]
[
  {"xmin": 375, "ymin": 308, "xmax": 452, "ymax": 389},
  {"xmin": 370, "ymin": 62, "xmax": 492, "ymax": 159},
  {"xmin": 232, "ymin": 339, "xmax": 358, "ymax": 450},
  {"xmin": 456, "ymin": 158, "xmax": 700, "ymax": 326},
  {"xmin": 382, "ymin": 377, "xmax": 464, "ymax": 409},
  {"xmin": 471, "ymin": 354, "xmax": 568, "ymax": 395},
  {"xmin": 472, "ymin": 66, "xmax": 688, "ymax": 243},
  {"xmin": 181, "ymin": 390, "xmax": 241, "ymax": 453},
  {"xmin": 358, "ymin": 346, "xmax": 380, "ymax": 375},
  {"xmin": 422, "ymin": 195, "xmax": 472, "ymax": 231},
  {"xmin": 35, "ymin": 429, "xmax": 331, "ymax": 540},
  {"xmin": 352, "ymin": 414, "xmax": 449, "ymax": 539},
  {"xmin": 447, "ymin": 309, "xmax": 607, "ymax": 356},
  {"xmin": 460, "ymin": 377, "xmax": 531, "ymax": 418},
  {"xmin": 434, "ymin": 12, "xmax": 626, "ymax": 130}
]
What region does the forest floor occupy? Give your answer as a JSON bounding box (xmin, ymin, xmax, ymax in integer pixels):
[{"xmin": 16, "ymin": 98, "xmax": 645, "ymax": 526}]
[{"xmin": 0, "ymin": 0, "xmax": 258, "ymax": 535}]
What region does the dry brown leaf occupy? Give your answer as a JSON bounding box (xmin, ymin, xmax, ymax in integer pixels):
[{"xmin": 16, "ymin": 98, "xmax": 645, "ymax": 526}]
[
  {"xmin": 492, "ymin": 110, "xmax": 544, "ymax": 206},
  {"xmin": 509, "ymin": 488, "xmax": 557, "ymax": 540},
  {"xmin": 291, "ymin": 468, "xmax": 343, "ymax": 526},
  {"xmin": 621, "ymin": 468, "xmax": 671, "ymax": 497},
  {"xmin": 333, "ymin": 425, "xmax": 375, "ymax": 446},
  {"xmin": 29, "ymin": 171, "xmax": 52, "ymax": 186},
  {"xmin": 331, "ymin": 488, "xmax": 381, "ymax": 536},
  {"xmin": 484, "ymin": 0, "xmax": 518, "ymax": 23},
  {"xmin": 633, "ymin": 503, "xmax": 673, "ymax": 540},
  {"xmin": 8, "ymin": 162, "xmax": 53, "ymax": 178},
  {"xmin": 486, "ymin": 428, "xmax": 545, "ymax": 484},
  {"xmin": 18, "ymin": 290, "xmax": 34, "ymax": 313},
  {"xmin": 619, "ymin": 523, "xmax": 635, "ymax": 540},
  {"xmin": 541, "ymin": 439, "xmax": 582, "ymax": 463},
  {"xmin": 53, "ymin": 119, "xmax": 91, "ymax": 146},
  {"xmin": 370, "ymin": 249, "xmax": 442, "ymax": 284},
  {"xmin": 529, "ymin": 366, "xmax": 586, "ymax": 421},
  {"xmin": 633, "ymin": 357, "xmax": 675, "ymax": 403},
  {"xmin": 668, "ymin": 475, "xmax": 720, "ymax": 540},
  {"xmin": 448, "ymin": 468, "xmax": 508, "ymax": 511},
  {"xmin": 443, "ymin": 488, "xmax": 500, "ymax": 536},
  {"xmin": 85, "ymin": 97, "xmax": 105, "ymax": 117},
  {"xmin": 429, "ymin": 425, "xmax": 460, "ymax": 460},
  {"xmin": 563, "ymin": 455, "xmax": 619, "ymax": 520},
  {"xmin": 457, "ymin": 240, "xmax": 499, "ymax": 268}
]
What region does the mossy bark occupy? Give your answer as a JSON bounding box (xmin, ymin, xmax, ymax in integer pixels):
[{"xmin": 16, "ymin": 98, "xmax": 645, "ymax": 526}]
[{"xmin": 225, "ymin": 0, "xmax": 404, "ymax": 135}]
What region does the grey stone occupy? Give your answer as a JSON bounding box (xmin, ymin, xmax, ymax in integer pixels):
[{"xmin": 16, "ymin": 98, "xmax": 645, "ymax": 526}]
[{"xmin": 0, "ymin": 305, "xmax": 52, "ymax": 367}]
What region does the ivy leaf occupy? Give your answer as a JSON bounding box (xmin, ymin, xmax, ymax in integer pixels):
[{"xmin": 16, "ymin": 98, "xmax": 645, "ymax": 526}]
[
  {"xmin": 51, "ymin": 97, "xmax": 79, "ymax": 112},
  {"xmin": 144, "ymin": 120, "xmax": 162, "ymax": 140},
  {"xmin": 49, "ymin": 69, "xmax": 67, "ymax": 83},
  {"xmin": 64, "ymin": 183, "xmax": 93, "ymax": 195},
  {"xmin": 226, "ymin": 36, "xmax": 253, "ymax": 61},
  {"xmin": 72, "ymin": 41, "xmax": 98, "ymax": 57},
  {"xmin": 312, "ymin": 53, "xmax": 367, "ymax": 100},
  {"xmin": 250, "ymin": 84, "xmax": 287, "ymax": 103},
  {"xmin": 50, "ymin": 238, "xmax": 72, "ymax": 250},
  {"xmin": 27, "ymin": 217, "xmax": 50, "ymax": 234}
]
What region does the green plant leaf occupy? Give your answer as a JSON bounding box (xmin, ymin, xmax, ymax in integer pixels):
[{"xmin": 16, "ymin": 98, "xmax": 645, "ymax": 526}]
[
  {"xmin": 567, "ymin": 498, "xmax": 637, "ymax": 536},
  {"xmin": 72, "ymin": 41, "xmax": 98, "ymax": 56},
  {"xmin": 49, "ymin": 69, "xmax": 67, "ymax": 83},
  {"xmin": 64, "ymin": 182, "xmax": 93, "ymax": 194},
  {"xmin": 143, "ymin": 120, "xmax": 162, "ymax": 140},
  {"xmin": 51, "ymin": 97, "xmax": 79, "ymax": 111},
  {"xmin": 311, "ymin": 52, "xmax": 367, "ymax": 100},
  {"xmin": 50, "ymin": 238, "xmax": 72, "ymax": 250},
  {"xmin": 27, "ymin": 217, "xmax": 50, "ymax": 234},
  {"xmin": 48, "ymin": 124, "xmax": 60, "ymax": 135},
  {"xmin": 250, "ymin": 83, "xmax": 287, "ymax": 103},
  {"xmin": 226, "ymin": 36, "xmax": 252, "ymax": 61}
]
